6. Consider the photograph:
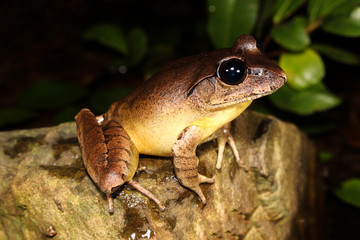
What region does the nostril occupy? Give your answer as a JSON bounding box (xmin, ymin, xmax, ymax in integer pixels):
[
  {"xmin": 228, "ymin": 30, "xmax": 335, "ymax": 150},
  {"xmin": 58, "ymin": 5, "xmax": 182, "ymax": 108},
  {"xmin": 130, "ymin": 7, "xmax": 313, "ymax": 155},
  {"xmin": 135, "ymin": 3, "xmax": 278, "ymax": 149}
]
[{"xmin": 251, "ymin": 69, "xmax": 262, "ymax": 76}]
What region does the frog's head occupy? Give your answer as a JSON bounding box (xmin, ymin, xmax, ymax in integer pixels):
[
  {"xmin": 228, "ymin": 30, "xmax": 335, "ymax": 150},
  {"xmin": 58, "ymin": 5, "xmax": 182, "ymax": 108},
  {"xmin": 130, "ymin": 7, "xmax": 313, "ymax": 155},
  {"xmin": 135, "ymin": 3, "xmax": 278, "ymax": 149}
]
[{"xmin": 187, "ymin": 35, "xmax": 286, "ymax": 110}]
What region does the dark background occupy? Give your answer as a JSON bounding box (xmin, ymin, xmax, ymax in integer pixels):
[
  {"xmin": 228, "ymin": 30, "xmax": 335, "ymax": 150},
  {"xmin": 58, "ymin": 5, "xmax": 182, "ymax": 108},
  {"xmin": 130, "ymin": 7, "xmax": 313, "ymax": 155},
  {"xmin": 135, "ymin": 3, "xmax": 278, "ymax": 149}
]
[{"xmin": 1, "ymin": 1, "xmax": 359, "ymax": 239}]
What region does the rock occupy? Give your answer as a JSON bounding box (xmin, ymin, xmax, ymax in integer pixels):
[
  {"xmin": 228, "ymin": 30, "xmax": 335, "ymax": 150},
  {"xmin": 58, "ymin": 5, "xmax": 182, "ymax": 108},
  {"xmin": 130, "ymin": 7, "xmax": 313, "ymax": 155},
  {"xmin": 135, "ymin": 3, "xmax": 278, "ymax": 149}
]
[{"xmin": 0, "ymin": 111, "xmax": 317, "ymax": 239}]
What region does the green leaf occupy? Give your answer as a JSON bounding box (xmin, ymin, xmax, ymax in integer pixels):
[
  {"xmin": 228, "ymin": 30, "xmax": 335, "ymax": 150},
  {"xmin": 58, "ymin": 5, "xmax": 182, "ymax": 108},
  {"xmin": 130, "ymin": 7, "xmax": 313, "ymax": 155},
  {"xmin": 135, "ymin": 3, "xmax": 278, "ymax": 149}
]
[
  {"xmin": 0, "ymin": 108, "xmax": 38, "ymax": 128},
  {"xmin": 147, "ymin": 44, "xmax": 174, "ymax": 60},
  {"xmin": 54, "ymin": 106, "xmax": 80, "ymax": 125},
  {"xmin": 258, "ymin": 0, "xmax": 277, "ymax": 21},
  {"xmin": 128, "ymin": 28, "xmax": 148, "ymax": 65},
  {"xmin": 279, "ymin": 49, "xmax": 325, "ymax": 90},
  {"xmin": 254, "ymin": 0, "xmax": 277, "ymax": 37},
  {"xmin": 273, "ymin": 0, "xmax": 305, "ymax": 24},
  {"xmin": 271, "ymin": 17, "xmax": 310, "ymax": 51},
  {"xmin": 250, "ymin": 104, "xmax": 275, "ymax": 116},
  {"xmin": 325, "ymin": 0, "xmax": 360, "ymax": 17},
  {"xmin": 151, "ymin": 25, "xmax": 183, "ymax": 46},
  {"xmin": 308, "ymin": 0, "xmax": 346, "ymax": 22},
  {"xmin": 18, "ymin": 79, "xmax": 88, "ymax": 110},
  {"xmin": 318, "ymin": 151, "xmax": 333, "ymax": 162},
  {"xmin": 269, "ymin": 83, "xmax": 341, "ymax": 115},
  {"xmin": 145, "ymin": 44, "xmax": 175, "ymax": 76},
  {"xmin": 207, "ymin": 0, "xmax": 259, "ymax": 48},
  {"xmin": 322, "ymin": 6, "xmax": 360, "ymax": 37},
  {"xmin": 335, "ymin": 178, "xmax": 360, "ymax": 208},
  {"xmin": 83, "ymin": 24, "xmax": 128, "ymax": 54},
  {"xmin": 313, "ymin": 43, "xmax": 360, "ymax": 65},
  {"xmin": 300, "ymin": 121, "xmax": 336, "ymax": 134},
  {"xmin": 90, "ymin": 86, "xmax": 133, "ymax": 113}
]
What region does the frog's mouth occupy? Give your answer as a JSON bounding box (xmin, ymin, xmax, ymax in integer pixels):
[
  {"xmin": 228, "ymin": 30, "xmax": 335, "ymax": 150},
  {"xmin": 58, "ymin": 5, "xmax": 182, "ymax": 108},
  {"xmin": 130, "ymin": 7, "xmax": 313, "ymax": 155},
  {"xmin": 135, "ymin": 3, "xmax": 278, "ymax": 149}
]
[
  {"xmin": 209, "ymin": 89, "xmax": 275, "ymax": 110},
  {"xmin": 209, "ymin": 71, "xmax": 286, "ymax": 110}
]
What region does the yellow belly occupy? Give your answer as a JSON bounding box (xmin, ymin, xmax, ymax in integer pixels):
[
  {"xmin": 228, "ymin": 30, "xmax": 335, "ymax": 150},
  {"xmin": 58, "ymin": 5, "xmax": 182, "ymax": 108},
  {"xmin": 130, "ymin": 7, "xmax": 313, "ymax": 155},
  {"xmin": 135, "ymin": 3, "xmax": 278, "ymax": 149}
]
[
  {"xmin": 120, "ymin": 100, "xmax": 252, "ymax": 157},
  {"xmin": 190, "ymin": 100, "xmax": 252, "ymax": 141}
]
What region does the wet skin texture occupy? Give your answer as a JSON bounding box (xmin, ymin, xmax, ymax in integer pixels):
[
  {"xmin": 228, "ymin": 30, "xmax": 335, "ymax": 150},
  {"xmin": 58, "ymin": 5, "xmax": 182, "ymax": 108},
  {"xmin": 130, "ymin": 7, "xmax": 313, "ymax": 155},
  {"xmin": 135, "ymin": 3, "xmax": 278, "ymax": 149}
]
[{"xmin": 75, "ymin": 35, "xmax": 287, "ymax": 212}]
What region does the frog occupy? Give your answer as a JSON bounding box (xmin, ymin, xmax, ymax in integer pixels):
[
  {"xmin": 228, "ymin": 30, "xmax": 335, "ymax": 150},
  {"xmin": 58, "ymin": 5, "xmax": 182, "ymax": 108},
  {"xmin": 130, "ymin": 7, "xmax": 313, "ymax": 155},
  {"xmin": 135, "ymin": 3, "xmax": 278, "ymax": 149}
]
[{"xmin": 75, "ymin": 35, "xmax": 286, "ymax": 213}]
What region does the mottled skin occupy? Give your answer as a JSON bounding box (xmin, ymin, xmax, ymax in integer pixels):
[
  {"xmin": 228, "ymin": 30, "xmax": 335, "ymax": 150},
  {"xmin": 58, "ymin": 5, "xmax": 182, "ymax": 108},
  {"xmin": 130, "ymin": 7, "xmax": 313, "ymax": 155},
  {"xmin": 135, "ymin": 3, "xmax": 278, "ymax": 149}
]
[{"xmin": 75, "ymin": 35, "xmax": 286, "ymax": 212}]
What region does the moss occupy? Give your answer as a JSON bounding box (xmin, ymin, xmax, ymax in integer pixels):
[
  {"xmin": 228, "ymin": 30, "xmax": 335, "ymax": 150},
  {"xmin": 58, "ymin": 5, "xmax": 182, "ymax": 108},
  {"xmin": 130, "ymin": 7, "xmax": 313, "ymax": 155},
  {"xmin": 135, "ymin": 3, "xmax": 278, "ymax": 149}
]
[
  {"xmin": 252, "ymin": 118, "xmax": 273, "ymax": 142},
  {"xmin": 51, "ymin": 142, "xmax": 75, "ymax": 160},
  {"xmin": 121, "ymin": 207, "xmax": 145, "ymax": 239},
  {"xmin": 3, "ymin": 136, "xmax": 45, "ymax": 158},
  {"xmin": 164, "ymin": 216, "xmax": 176, "ymax": 231},
  {"xmin": 0, "ymin": 112, "xmax": 316, "ymax": 239},
  {"xmin": 40, "ymin": 162, "xmax": 86, "ymax": 182}
]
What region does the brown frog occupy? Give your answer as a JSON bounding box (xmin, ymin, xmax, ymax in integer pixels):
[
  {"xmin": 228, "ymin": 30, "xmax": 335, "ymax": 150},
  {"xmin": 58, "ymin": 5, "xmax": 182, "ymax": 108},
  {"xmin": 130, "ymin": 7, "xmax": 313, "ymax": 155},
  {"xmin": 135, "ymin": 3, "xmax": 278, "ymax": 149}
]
[{"xmin": 75, "ymin": 35, "xmax": 286, "ymax": 212}]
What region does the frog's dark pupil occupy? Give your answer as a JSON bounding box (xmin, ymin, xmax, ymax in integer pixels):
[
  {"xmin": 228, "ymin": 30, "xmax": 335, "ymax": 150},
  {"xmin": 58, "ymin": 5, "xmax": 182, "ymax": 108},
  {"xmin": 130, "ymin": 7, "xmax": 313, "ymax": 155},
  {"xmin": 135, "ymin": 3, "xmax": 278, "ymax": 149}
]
[{"xmin": 218, "ymin": 60, "xmax": 246, "ymax": 85}]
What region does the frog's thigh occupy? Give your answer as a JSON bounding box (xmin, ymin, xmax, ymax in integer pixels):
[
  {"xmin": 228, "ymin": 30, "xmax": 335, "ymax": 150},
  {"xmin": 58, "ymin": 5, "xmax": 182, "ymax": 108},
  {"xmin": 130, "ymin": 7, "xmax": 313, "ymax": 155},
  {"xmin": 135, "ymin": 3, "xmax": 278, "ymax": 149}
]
[
  {"xmin": 102, "ymin": 120, "xmax": 165, "ymax": 211},
  {"xmin": 76, "ymin": 109, "xmax": 133, "ymax": 212},
  {"xmin": 172, "ymin": 125, "xmax": 214, "ymax": 204}
]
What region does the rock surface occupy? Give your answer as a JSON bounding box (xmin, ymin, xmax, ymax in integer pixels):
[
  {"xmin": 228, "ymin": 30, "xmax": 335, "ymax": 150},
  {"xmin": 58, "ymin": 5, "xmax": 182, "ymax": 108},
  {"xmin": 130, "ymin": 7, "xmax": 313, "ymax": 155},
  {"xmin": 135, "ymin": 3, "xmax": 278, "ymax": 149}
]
[{"xmin": 0, "ymin": 111, "xmax": 317, "ymax": 240}]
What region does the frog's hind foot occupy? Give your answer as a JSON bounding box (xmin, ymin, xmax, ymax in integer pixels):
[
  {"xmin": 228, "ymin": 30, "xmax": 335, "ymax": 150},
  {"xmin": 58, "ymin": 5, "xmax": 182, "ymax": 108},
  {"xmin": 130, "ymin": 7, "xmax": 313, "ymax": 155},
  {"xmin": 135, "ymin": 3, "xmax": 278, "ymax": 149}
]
[
  {"xmin": 106, "ymin": 193, "xmax": 115, "ymax": 213},
  {"xmin": 128, "ymin": 180, "xmax": 165, "ymax": 211},
  {"xmin": 76, "ymin": 108, "xmax": 165, "ymax": 212}
]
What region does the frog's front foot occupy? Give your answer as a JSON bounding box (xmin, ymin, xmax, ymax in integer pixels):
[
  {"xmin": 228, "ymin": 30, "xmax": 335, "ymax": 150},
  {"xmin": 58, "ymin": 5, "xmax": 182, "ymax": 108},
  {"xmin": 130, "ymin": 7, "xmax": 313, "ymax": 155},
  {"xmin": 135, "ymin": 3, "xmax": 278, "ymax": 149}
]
[
  {"xmin": 215, "ymin": 122, "xmax": 241, "ymax": 169},
  {"xmin": 172, "ymin": 126, "xmax": 214, "ymax": 204}
]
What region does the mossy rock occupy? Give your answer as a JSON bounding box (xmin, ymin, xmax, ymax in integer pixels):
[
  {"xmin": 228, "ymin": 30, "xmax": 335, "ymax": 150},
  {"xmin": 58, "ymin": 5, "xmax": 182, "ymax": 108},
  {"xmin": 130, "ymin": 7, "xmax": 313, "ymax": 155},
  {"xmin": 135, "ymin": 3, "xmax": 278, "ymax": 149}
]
[{"xmin": 0, "ymin": 111, "xmax": 317, "ymax": 239}]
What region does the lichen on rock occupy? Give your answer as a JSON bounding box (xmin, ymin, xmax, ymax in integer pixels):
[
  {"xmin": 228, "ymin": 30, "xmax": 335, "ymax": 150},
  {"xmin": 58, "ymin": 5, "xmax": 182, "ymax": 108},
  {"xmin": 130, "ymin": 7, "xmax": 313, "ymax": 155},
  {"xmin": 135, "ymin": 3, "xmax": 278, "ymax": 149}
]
[{"xmin": 0, "ymin": 112, "xmax": 316, "ymax": 239}]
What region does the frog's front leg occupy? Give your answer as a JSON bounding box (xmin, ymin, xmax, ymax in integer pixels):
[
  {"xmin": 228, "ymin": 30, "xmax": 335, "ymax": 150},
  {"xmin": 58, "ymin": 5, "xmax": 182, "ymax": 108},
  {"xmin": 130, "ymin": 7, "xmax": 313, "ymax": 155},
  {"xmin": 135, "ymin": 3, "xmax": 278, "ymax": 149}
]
[
  {"xmin": 215, "ymin": 122, "xmax": 241, "ymax": 169},
  {"xmin": 172, "ymin": 126, "xmax": 215, "ymax": 204}
]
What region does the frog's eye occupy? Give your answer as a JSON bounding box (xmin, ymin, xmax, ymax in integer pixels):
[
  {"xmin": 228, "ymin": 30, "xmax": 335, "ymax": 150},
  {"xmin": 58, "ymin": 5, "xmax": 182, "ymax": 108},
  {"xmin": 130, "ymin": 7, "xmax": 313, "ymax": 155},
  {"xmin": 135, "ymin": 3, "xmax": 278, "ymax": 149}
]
[{"xmin": 217, "ymin": 59, "xmax": 246, "ymax": 85}]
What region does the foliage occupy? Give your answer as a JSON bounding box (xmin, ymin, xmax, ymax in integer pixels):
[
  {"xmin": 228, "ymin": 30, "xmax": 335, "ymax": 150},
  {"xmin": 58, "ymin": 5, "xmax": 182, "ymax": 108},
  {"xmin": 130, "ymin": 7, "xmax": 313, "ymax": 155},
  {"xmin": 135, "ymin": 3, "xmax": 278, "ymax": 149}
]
[
  {"xmin": 335, "ymin": 178, "xmax": 360, "ymax": 208},
  {"xmin": 18, "ymin": 79, "xmax": 87, "ymax": 109},
  {"xmin": 0, "ymin": 79, "xmax": 87, "ymax": 128},
  {"xmin": 318, "ymin": 150, "xmax": 333, "ymax": 163},
  {"xmin": 0, "ymin": 108, "xmax": 37, "ymax": 128},
  {"xmin": 271, "ymin": 17, "xmax": 310, "ymax": 51},
  {"xmin": 80, "ymin": 0, "xmax": 358, "ymax": 119},
  {"xmin": 83, "ymin": 24, "xmax": 128, "ymax": 55},
  {"xmin": 1, "ymin": 0, "xmax": 359, "ymax": 130},
  {"xmin": 90, "ymin": 86, "xmax": 132, "ymax": 113},
  {"xmin": 83, "ymin": 25, "xmax": 148, "ymax": 66},
  {"xmin": 207, "ymin": 0, "xmax": 360, "ymax": 116},
  {"xmin": 207, "ymin": 0, "xmax": 259, "ymax": 47}
]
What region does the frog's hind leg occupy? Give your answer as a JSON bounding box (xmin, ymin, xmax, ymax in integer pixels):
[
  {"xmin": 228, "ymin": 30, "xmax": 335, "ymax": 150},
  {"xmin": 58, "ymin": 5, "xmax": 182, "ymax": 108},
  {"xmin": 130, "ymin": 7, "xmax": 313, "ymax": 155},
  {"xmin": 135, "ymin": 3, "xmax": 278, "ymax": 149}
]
[
  {"xmin": 102, "ymin": 120, "xmax": 165, "ymax": 211},
  {"xmin": 172, "ymin": 126, "xmax": 214, "ymax": 204},
  {"xmin": 128, "ymin": 180, "xmax": 165, "ymax": 211},
  {"xmin": 75, "ymin": 108, "xmax": 164, "ymax": 212}
]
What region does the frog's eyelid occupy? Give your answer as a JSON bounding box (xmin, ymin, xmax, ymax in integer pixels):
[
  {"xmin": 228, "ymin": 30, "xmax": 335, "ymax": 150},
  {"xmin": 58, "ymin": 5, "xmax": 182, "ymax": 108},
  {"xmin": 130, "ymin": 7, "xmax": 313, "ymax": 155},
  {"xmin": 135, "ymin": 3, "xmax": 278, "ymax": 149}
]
[
  {"xmin": 186, "ymin": 79, "xmax": 204, "ymax": 98},
  {"xmin": 186, "ymin": 77, "xmax": 215, "ymax": 99}
]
